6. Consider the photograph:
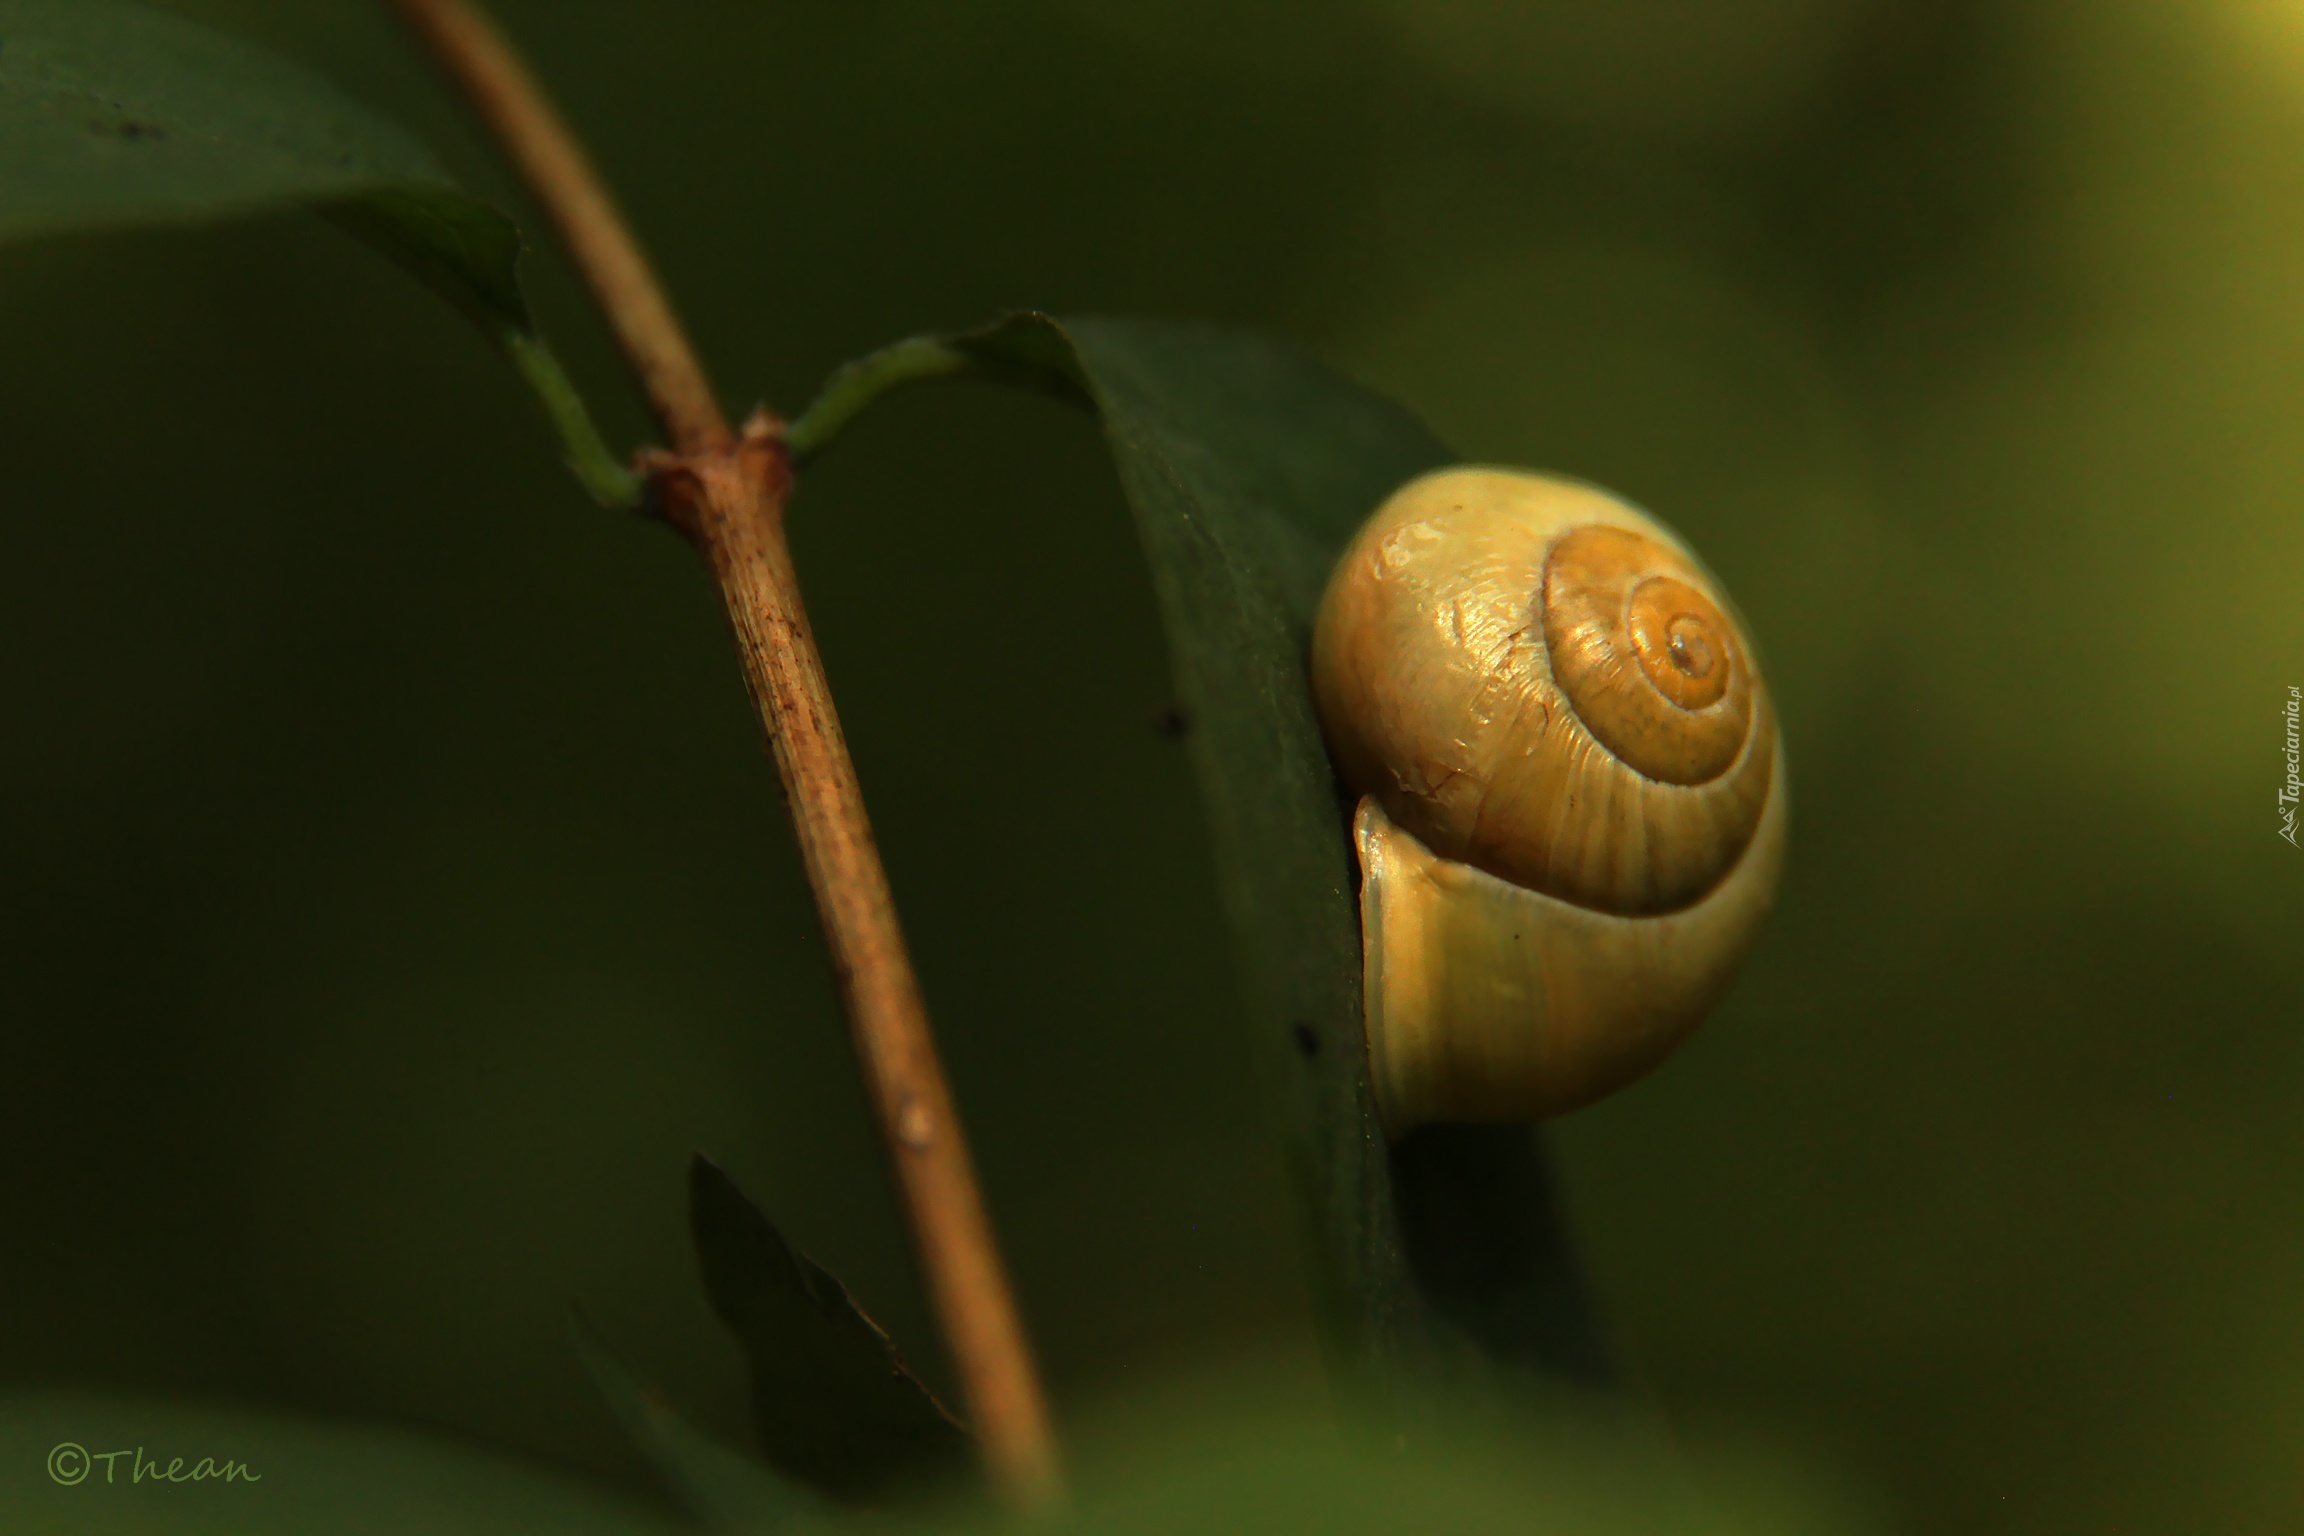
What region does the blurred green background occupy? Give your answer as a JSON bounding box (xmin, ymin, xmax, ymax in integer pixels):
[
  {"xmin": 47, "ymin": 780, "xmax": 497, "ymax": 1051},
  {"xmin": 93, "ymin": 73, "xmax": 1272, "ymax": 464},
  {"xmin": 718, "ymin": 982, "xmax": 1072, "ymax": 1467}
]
[{"xmin": 1, "ymin": 0, "xmax": 2298, "ymax": 1530}]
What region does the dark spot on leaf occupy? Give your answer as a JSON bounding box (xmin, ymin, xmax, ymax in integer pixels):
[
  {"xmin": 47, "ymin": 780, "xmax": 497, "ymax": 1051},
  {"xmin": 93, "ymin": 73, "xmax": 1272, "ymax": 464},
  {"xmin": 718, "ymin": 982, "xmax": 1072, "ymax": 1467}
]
[
  {"xmin": 1291, "ymin": 1020, "xmax": 1321, "ymax": 1059},
  {"xmin": 1153, "ymin": 703, "xmax": 1193, "ymax": 740},
  {"xmin": 85, "ymin": 117, "xmax": 166, "ymax": 142}
]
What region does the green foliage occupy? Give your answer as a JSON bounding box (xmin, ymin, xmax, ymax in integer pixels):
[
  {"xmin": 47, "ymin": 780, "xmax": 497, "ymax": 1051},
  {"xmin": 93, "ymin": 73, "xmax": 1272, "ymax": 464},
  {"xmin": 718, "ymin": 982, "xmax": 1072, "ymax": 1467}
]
[
  {"xmin": 3, "ymin": 1, "xmax": 2295, "ymax": 1531},
  {"xmin": 0, "ymin": 0, "xmax": 632, "ymax": 505},
  {"xmin": 792, "ymin": 315, "xmax": 1609, "ymax": 1399},
  {"xmin": 0, "ymin": 0, "xmax": 440, "ymax": 241},
  {"xmin": 690, "ymin": 1155, "xmax": 972, "ymax": 1500},
  {"xmin": 997, "ymin": 1385, "xmax": 1870, "ymax": 1536}
]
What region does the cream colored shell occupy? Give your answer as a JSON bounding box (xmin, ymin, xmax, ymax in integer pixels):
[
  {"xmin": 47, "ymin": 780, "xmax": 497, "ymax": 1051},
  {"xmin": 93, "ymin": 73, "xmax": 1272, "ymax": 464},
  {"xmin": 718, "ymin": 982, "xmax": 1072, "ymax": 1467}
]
[{"xmin": 1311, "ymin": 466, "xmax": 1786, "ymax": 1133}]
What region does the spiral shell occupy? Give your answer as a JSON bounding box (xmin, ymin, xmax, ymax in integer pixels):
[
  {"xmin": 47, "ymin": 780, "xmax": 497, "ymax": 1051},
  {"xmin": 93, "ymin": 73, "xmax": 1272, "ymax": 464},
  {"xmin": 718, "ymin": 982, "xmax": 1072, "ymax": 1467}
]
[{"xmin": 1312, "ymin": 466, "xmax": 1785, "ymax": 1131}]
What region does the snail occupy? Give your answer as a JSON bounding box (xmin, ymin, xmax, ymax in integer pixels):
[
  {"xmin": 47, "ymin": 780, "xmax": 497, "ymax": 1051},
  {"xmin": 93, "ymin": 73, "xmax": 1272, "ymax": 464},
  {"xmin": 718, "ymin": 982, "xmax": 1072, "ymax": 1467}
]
[{"xmin": 1311, "ymin": 466, "xmax": 1785, "ymax": 1135}]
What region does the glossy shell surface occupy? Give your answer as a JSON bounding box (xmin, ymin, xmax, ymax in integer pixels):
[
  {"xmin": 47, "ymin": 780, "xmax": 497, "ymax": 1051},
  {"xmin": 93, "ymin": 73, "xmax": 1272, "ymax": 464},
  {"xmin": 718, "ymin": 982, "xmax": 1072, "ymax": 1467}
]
[{"xmin": 1312, "ymin": 466, "xmax": 1786, "ymax": 1131}]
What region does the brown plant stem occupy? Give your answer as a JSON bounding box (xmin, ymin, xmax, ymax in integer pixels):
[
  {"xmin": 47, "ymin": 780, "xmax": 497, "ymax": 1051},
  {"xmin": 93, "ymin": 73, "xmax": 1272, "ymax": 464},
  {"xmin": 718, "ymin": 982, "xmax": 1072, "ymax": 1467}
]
[
  {"xmin": 389, "ymin": 0, "xmax": 722, "ymax": 453},
  {"xmin": 387, "ymin": 0, "xmax": 1061, "ymax": 1507}
]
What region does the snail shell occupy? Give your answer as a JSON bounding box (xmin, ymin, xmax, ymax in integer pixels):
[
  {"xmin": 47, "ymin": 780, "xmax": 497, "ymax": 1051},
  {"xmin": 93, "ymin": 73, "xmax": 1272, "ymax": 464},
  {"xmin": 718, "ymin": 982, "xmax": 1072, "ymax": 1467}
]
[{"xmin": 1311, "ymin": 466, "xmax": 1786, "ymax": 1134}]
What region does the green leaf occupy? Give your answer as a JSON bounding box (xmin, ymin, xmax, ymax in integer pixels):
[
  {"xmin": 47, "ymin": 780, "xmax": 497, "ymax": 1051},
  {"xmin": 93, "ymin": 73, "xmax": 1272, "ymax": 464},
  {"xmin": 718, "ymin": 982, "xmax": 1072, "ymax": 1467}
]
[
  {"xmin": 0, "ymin": 0, "xmax": 635, "ymax": 506},
  {"xmin": 573, "ymin": 1315, "xmax": 837, "ymax": 1535},
  {"xmin": 787, "ymin": 315, "xmax": 1612, "ymax": 1402},
  {"xmin": 689, "ymin": 1154, "xmax": 973, "ymax": 1500},
  {"xmin": 0, "ymin": 1388, "xmax": 687, "ymax": 1534},
  {"xmin": 948, "ymin": 1375, "xmax": 1867, "ymax": 1536}
]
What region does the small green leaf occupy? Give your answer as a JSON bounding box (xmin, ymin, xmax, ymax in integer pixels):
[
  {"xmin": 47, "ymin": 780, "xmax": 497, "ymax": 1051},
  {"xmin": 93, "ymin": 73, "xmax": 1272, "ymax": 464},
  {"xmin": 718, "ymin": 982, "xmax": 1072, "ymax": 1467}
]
[
  {"xmin": 690, "ymin": 1154, "xmax": 973, "ymax": 1500},
  {"xmin": 789, "ymin": 315, "xmax": 1612, "ymax": 1402},
  {"xmin": 0, "ymin": 0, "xmax": 635, "ymax": 506},
  {"xmin": 573, "ymin": 1314, "xmax": 837, "ymax": 1535},
  {"xmin": 0, "ymin": 1388, "xmax": 687, "ymax": 1534}
]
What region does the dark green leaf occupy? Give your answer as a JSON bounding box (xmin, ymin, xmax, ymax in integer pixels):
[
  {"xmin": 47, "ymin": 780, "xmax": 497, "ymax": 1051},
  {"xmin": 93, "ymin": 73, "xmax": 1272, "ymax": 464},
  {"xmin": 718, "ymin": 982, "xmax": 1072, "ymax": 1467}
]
[
  {"xmin": 690, "ymin": 1154, "xmax": 972, "ymax": 1500},
  {"xmin": 0, "ymin": 1388, "xmax": 687, "ymax": 1534},
  {"xmin": 573, "ymin": 1315, "xmax": 837, "ymax": 1535},
  {"xmin": 0, "ymin": 0, "xmax": 634, "ymax": 505},
  {"xmin": 788, "ymin": 315, "xmax": 1612, "ymax": 1402}
]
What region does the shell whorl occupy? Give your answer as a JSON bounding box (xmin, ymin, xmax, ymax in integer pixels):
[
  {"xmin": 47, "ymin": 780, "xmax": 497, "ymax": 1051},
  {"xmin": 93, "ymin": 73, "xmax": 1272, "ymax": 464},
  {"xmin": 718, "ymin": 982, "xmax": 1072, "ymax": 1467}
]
[{"xmin": 1311, "ymin": 466, "xmax": 1777, "ymax": 917}]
